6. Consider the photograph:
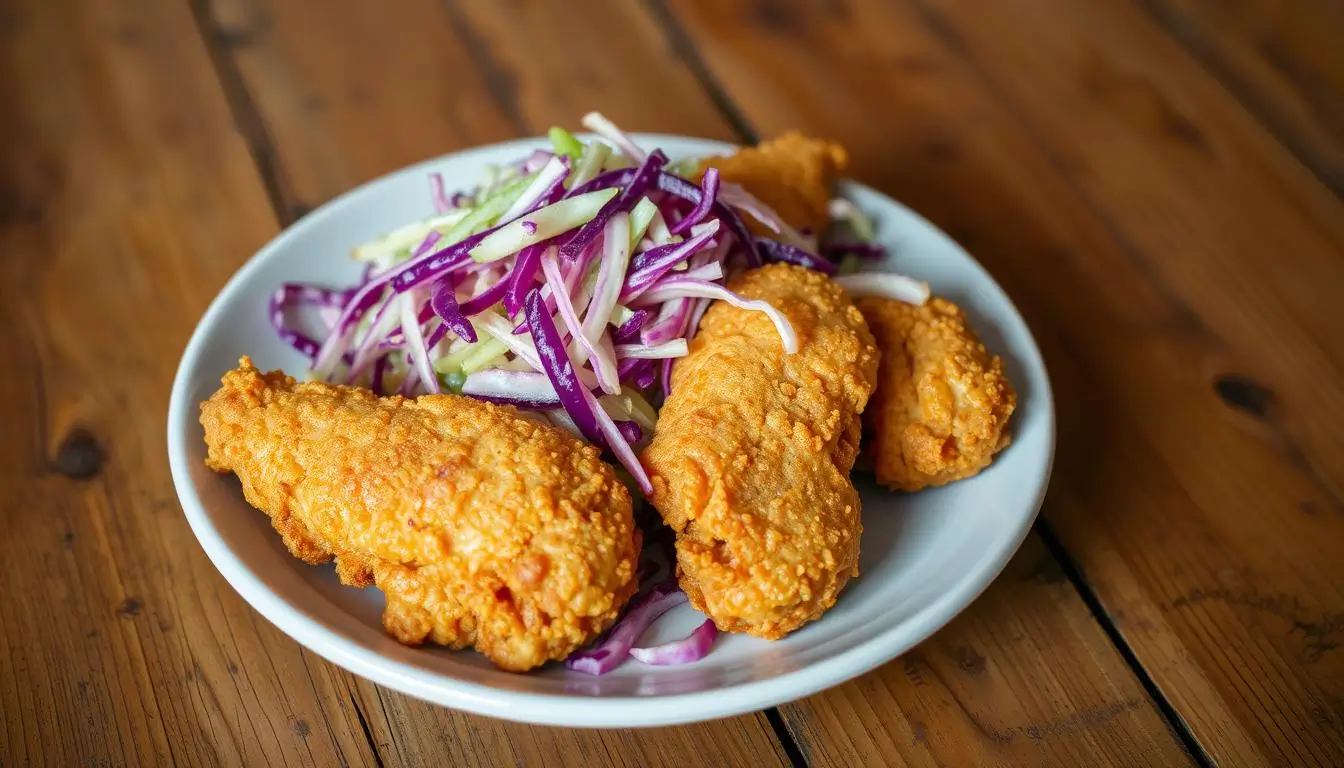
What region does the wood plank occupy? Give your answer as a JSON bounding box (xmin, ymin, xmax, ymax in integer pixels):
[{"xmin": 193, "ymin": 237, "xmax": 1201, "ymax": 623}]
[
  {"xmin": 0, "ymin": 1, "xmax": 1298, "ymax": 766},
  {"xmin": 199, "ymin": 0, "xmax": 522, "ymax": 217},
  {"xmin": 0, "ymin": 0, "xmax": 783, "ymax": 765},
  {"xmin": 776, "ymin": 538, "xmax": 1194, "ymax": 767},
  {"xmin": 218, "ymin": 0, "xmax": 1206, "ymax": 763},
  {"xmin": 192, "ymin": 0, "xmax": 790, "ymax": 763},
  {"xmin": 344, "ymin": 674, "xmax": 786, "ymax": 767},
  {"xmin": 120, "ymin": 0, "xmax": 1191, "ymax": 764},
  {"xmin": 208, "ymin": 0, "xmax": 733, "ymax": 211},
  {"xmin": 663, "ymin": 0, "xmax": 1344, "ymax": 765},
  {"xmin": 919, "ymin": 0, "xmax": 1344, "ymax": 494},
  {"xmin": 0, "ymin": 0, "xmax": 380, "ymax": 765},
  {"xmin": 443, "ymin": 0, "xmax": 734, "ymax": 142},
  {"xmin": 1137, "ymin": 0, "xmax": 1344, "ymax": 195}
]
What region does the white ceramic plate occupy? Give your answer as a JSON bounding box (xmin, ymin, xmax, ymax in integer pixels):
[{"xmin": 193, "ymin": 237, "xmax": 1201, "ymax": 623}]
[{"xmin": 167, "ymin": 135, "xmax": 1054, "ymax": 728}]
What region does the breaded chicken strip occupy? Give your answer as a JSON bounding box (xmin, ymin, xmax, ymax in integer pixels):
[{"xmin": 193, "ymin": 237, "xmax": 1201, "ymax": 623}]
[
  {"xmin": 200, "ymin": 358, "xmax": 640, "ymax": 672},
  {"xmin": 642, "ymin": 264, "xmax": 879, "ymax": 639},
  {"xmin": 698, "ymin": 132, "xmax": 847, "ymax": 236},
  {"xmin": 856, "ymin": 297, "xmax": 1015, "ymax": 491}
]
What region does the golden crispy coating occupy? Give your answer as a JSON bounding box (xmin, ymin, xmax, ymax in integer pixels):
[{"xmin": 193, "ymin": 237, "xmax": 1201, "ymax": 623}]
[
  {"xmin": 642, "ymin": 264, "xmax": 879, "ymax": 639},
  {"xmin": 200, "ymin": 358, "xmax": 640, "ymax": 672},
  {"xmin": 697, "ymin": 132, "xmax": 848, "ymax": 235},
  {"xmin": 856, "ymin": 297, "xmax": 1016, "ymax": 492}
]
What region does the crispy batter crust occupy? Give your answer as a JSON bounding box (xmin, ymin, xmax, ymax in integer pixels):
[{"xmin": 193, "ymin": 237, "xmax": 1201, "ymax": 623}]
[
  {"xmin": 642, "ymin": 264, "xmax": 879, "ymax": 639},
  {"xmin": 200, "ymin": 358, "xmax": 640, "ymax": 671},
  {"xmin": 697, "ymin": 132, "xmax": 848, "ymax": 235},
  {"xmin": 856, "ymin": 297, "xmax": 1016, "ymax": 491}
]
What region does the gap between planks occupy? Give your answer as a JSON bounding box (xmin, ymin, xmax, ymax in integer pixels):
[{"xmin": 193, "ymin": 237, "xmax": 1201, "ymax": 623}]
[
  {"xmin": 186, "ymin": 0, "xmax": 295, "ymax": 223},
  {"xmin": 183, "ymin": 2, "xmax": 809, "ymax": 762},
  {"xmin": 181, "ymin": 2, "xmax": 1233, "ymax": 762},
  {"xmin": 1035, "ymin": 521, "xmax": 1216, "ymax": 768},
  {"xmin": 646, "ymin": 0, "xmax": 1221, "ymax": 763},
  {"xmin": 1131, "ymin": 0, "xmax": 1344, "ymax": 200}
]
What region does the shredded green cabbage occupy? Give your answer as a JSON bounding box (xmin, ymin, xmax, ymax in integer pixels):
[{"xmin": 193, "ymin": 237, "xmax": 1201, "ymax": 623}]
[
  {"xmin": 439, "ymin": 369, "xmax": 467, "ymax": 393},
  {"xmin": 459, "ymin": 337, "xmax": 510, "ymax": 374},
  {"xmin": 569, "ymin": 142, "xmax": 611, "ymax": 189},
  {"xmin": 837, "ymin": 253, "xmax": 862, "ymax": 276},
  {"xmin": 469, "ymin": 188, "xmax": 619, "ymax": 263},
  {"xmin": 628, "ymin": 197, "xmax": 658, "ymax": 248},
  {"xmin": 352, "ymin": 210, "xmax": 471, "ymax": 269},
  {"xmin": 548, "ymin": 126, "xmax": 584, "ymax": 159},
  {"xmin": 441, "ymin": 173, "xmax": 538, "ymax": 246}
]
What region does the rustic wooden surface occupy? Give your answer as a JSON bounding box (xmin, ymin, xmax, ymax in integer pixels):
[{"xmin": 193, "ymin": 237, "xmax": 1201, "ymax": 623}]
[{"xmin": 1, "ymin": 0, "xmax": 1340, "ymax": 765}]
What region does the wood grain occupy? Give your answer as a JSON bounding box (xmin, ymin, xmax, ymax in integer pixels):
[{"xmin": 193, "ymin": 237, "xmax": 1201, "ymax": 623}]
[
  {"xmin": 0, "ymin": 0, "xmax": 785, "ymax": 764},
  {"xmin": 197, "ymin": 0, "xmax": 520, "ymax": 217},
  {"xmin": 0, "ymin": 0, "xmax": 381, "ymax": 764},
  {"xmin": 664, "ymin": 0, "xmax": 1344, "ymax": 765},
  {"xmin": 5, "ymin": 0, "xmax": 1342, "ymax": 763},
  {"xmin": 205, "ymin": 0, "xmax": 734, "ymax": 212},
  {"xmin": 206, "ymin": 0, "xmax": 1209, "ymax": 762},
  {"xmin": 194, "ymin": 0, "xmax": 793, "ymax": 761},
  {"xmin": 1137, "ymin": 0, "xmax": 1344, "ymax": 196},
  {"xmin": 775, "ymin": 539, "xmax": 1194, "ymax": 767}
]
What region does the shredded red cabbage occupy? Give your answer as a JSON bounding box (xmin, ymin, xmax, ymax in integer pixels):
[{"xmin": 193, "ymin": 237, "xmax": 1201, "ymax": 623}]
[
  {"xmin": 462, "ymin": 369, "xmax": 567, "ymax": 409},
  {"xmin": 629, "ymin": 618, "xmax": 717, "ymax": 666},
  {"xmin": 667, "ymin": 167, "xmax": 719, "ymax": 236},
  {"xmin": 422, "ymin": 320, "xmax": 449, "ymax": 353},
  {"xmin": 634, "ymin": 363, "xmax": 657, "ymax": 390},
  {"xmin": 653, "ymin": 172, "xmax": 762, "ymax": 268},
  {"xmin": 267, "ymin": 119, "xmax": 908, "ymax": 675},
  {"xmin": 640, "ymin": 298, "xmax": 692, "ymax": 346},
  {"xmin": 822, "ymin": 241, "xmax": 885, "ymax": 261},
  {"xmin": 369, "ymin": 355, "xmax": 389, "ymax": 395},
  {"xmin": 521, "ymin": 148, "xmax": 554, "ymax": 173},
  {"xmin": 616, "ymin": 419, "xmax": 642, "ymax": 444},
  {"xmin": 505, "ymin": 243, "xmax": 545, "ymax": 317},
  {"xmin": 387, "ymin": 232, "xmax": 485, "ymax": 294},
  {"xmin": 612, "ymin": 308, "xmax": 651, "ymax": 342},
  {"xmin": 559, "ymin": 150, "xmax": 667, "ymax": 261},
  {"xmin": 458, "ymin": 275, "xmax": 511, "ymax": 316},
  {"xmin": 430, "ymin": 280, "xmax": 477, "ymax": 342},
  {"xmin": 616, "ymin": 356, "xmax": 652, "ymax": 382},
  {"xmin": 281, "ymin": 120, "xmax": 823, "ymax": 532},
  {"xmin": 570, "ymin": 167, "xmax": 760, "ymax": 268},
  {"xmin": 430, "ymin": 173, "xmax": 452, "ymax": 213},
  {"xmin": 525, "ymin": 288, "xmax": 601, "ymax": 443},
  {"xmin": 311, "ymin": 230, "xmax": 440, "ymax": 378},
  {"xmin": 269, "ymin": 283, "xmax": 353, "ymax": 360},
  {"xmin": 755, "ymin": 237, "xmax": 837, "ymax": 274},
  {"xmin": 566, "ymin": 579, "xmax": 687, "ymax": 675},
  {"xmin": 622, "ymin": 224, "xmax": 720, "ymax": 301}
]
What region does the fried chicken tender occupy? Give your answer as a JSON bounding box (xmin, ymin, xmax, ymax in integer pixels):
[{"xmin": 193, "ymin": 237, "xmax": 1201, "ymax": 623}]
[
  {"xmin": 200, "ymin": 358, "xmax": 640, "ymax": 672},
  {"xmin": 642, "ymin": 264, "xmax": 879, "ymax": 639},
  {"xmin": 856, "ymin": 297, "xmax": 1016, "ymax": 492},
  {"xmin": 698, "ymin": 132, "xmax": 848, "ymax": 235}
]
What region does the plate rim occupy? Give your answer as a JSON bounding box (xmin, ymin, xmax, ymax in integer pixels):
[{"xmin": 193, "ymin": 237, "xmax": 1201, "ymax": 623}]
[{"xmin": 167, "ymin": 133, "xmax": 1056, "ymax": 728}]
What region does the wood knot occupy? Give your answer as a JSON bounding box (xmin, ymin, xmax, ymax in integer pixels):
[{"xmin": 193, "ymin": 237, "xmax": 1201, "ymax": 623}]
[
  {"xmin": 754, "ymin": 1, "xmax": 797, "ymax": 32},
  {"xmin": 52, "ymin": 428, "xmax": 104, "ymax": 479},
  {"xmin": 1213, "ymin": 374, "xmax": 1273, "ymax": 418},
  {"xmin": 950, "ymin": 645, "xmax": 987, "ymax": 676}
]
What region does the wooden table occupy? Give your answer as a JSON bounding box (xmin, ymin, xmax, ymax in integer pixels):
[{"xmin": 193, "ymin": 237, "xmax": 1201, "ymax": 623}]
[{"xmin": 3, "ymin": 0, "xmax": 1341, "ymax": 765}]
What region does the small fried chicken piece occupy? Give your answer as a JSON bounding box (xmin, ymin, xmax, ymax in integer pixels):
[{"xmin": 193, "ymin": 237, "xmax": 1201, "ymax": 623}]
[
  {"xmin": 856, "ymin": 297, "xmax": 1016, "ymax": 492},
  {"xmin": 642, "ymin": 264, "xmax": 879, "ymax": 639},
  {"xmin": 200, "ymin": 358, "xmax": 640, "ymax": 672},
  {"xmin": 698, "ymin": 132, "xmax": 848, "ymax": 235}
]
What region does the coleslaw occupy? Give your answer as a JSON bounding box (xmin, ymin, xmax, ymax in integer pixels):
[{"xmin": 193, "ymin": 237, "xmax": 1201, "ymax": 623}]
[{"xmin": 268, "ymin": 114, "xmax": 916, "ymax": 673}]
